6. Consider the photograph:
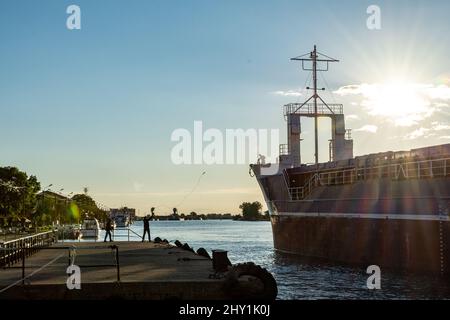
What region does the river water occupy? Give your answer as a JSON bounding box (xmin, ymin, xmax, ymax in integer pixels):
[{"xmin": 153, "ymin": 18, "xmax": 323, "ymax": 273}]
[{"xmin": 99, "ymin": 220, "xmax": 449, "ymax": 300}]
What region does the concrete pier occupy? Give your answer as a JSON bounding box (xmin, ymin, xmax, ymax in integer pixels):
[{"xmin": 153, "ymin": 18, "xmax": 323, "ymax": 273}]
[{"xmin": 0, "ymin": 241, "xmax": 232, "ymax": 300}]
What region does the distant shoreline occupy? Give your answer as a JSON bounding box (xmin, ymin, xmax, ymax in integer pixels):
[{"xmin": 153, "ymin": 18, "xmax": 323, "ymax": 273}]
[{"xmin": 134, "ymin": 215, "xmax": 270, "ymax": 222}]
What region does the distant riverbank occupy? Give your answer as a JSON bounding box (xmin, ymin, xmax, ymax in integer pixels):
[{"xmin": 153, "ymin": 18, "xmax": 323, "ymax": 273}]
[
  {"xmin": 233, "ymin": 216, "xmax": 270, "ymax": 222},
  {"xmin": 135, "ymin": 213, "xmax": 269, "ymax": 221},
  {"xmin": 135, "ymin": 214, "xmax": 233, "ymax": 221}
]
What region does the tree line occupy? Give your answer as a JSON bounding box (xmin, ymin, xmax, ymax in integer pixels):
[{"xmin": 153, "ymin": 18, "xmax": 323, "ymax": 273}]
[
  {"xmin": 140, "ymin": 202, "xmax": 269, "ymax": 221},
  {"xmin": 0, "ymin": 166, "xmax": 270, "ymax": 229},
  {"xmin": 0, "ymin": 166, "xmax": 107, "ymax": 229}
]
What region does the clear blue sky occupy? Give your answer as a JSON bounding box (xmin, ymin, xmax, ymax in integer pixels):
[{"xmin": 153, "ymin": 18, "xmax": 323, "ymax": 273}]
[{"xmin": 1, "ymin": 0, "xmax": 449, "ymax": 214}]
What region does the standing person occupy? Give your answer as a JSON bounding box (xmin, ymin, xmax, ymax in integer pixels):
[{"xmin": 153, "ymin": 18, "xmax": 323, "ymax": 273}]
[
  {"xmin": 104, "ymin": 218, "xmax": 113, "ymax": 242},
  {"xmin": 142, "ymin": 215, "xmax": 151, "ymax": 242}
]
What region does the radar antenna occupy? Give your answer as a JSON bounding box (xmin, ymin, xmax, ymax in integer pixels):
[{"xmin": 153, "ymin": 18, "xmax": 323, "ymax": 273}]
[{"xmin": 291, "ymin": 45, "xmax": 339, "ymax": 165}]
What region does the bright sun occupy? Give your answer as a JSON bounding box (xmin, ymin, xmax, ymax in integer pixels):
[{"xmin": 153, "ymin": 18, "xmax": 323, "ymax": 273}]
[{"xmin": 354, "ymin": 79, "xmax": 434, "ymax": 127}]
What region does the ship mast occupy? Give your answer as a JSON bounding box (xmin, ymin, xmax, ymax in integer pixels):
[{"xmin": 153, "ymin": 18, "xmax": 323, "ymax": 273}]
[{"xmin": 291, "ymin": 45, "xmax": 339, "ymax": 165}]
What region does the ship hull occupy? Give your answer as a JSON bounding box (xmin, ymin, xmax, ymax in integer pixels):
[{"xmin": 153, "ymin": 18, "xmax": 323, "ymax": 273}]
[
  {"xmin": 252, "ymin": 143, "xmax": 450, "ymax": 276},
  {"xmin": 271, "ymin": 213, "xmax": 450, "ymax": 275}
]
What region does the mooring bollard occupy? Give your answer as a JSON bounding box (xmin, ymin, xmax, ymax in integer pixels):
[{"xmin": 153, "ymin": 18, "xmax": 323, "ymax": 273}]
[{"xmin": 212, "ymin": 249, "xmax": 231, "ymax": 272}]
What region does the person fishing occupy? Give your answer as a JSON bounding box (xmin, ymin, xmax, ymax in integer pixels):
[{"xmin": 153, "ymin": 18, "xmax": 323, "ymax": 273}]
[
  {"xmin": 142, "ymin": 213, "xmax": 151, "ymax": 242},
  {"xmin": 104, "ymin": 217, "xmax": 113, "ymax": 242}
]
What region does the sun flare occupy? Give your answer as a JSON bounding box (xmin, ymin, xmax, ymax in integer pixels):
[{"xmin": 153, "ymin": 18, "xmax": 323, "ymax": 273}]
[
  {"xmin": 334, "ymin": 78, "xmax": 449, "ymax": 127},
  {"xmin": 364, "ymin": 80, "xmax": 432, "ymax": 126}
]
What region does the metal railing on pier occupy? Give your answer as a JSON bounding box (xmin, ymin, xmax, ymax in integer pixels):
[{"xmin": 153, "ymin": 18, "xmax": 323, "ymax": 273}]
[
  {"xmin": 0, "ymin": 224, "xmax": 145, "ymax": 290},
  {"xmin": 0, "ymin": 225, "xmax": 148, "ymax": 293},
  {"xmin": 0, "ymin": 231, "xmax": 56, "ymax": 268},
  {"xmin": 56, "ymin": 224, "xmax": 142, "ymax": 242},
  {"xmin": 112, "ymin": 227, "xmax": 142, "ymax": 242},
  {"xmin": 0, "ymin": 245, "xmax": 121, "ymax": 291}
]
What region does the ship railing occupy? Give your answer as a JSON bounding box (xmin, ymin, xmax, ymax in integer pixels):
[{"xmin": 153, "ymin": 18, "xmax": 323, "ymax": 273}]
[
  {"xmin": 305, "ymin": 173, "xmax": 319, "ymax": 198},
  {"xmin": 279, "ymin": 144, "xmax": 289, "ymax": 156},
  {"xmin": 288, "ymin": 173, "xmax": 319, "ymax": 200},
  {"xmin": 283, "ymin": 103, "xmax": 343, "ymax": 117},
  {"xmin": 287, "ymin": 157, "xmax": 450, "ymax": 200},
  {"xmin": 348, "ymin": 158, "xmax": 450, "ymax": 185},
  {"xmin": 289, "ymin": 187, "xmax": 304, "ymax": 200},
  {"xmin": 318, "ymin": 168, "xmax": 357, "ymax": 186},
  {"xmin": 316, "ymin": 157, "xmax": 450, "ymax": 187},
  {"xmin": 282, "ymin": 169, "xmax": 291, "ymax": 196}
]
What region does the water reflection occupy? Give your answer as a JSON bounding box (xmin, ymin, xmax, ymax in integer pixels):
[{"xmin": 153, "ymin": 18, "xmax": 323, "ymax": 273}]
[{"xmin": 269, "ymin": 251, "xmax": 450, "ymax": 299}]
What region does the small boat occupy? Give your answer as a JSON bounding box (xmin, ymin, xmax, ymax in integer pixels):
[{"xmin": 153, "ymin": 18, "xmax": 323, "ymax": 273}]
[
  {"xmin": 67, "ymin": 224, "xmax": 81, "ymax": 240},
  {"xmin": 114, "ymin": 214, "xmax": 129, "ymax": 228},
  {"xmin": 80, "ymin": 218, "xmax": 100, "ymax": 239}
]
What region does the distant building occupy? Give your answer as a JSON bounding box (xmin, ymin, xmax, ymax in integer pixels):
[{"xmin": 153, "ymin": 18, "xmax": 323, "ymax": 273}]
[
  {"xmin": 110, "ymin": 207, "xmax": 136, "ymax": 221},
  {"xmin": 37, "ymin": 191, "xmax": 70, "ymax": 202}
]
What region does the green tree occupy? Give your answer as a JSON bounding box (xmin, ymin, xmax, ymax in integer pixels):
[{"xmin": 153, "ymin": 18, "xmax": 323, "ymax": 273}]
[
  {"xmin": 170, "ymin": 207, "xmax": 180, "ymax": 220},
  {"xmin": 0, "ymin": 167, "xmax": 41, "ymax": 227},
  {"xmin": 55, "ymin": 199, "xmax": 69, "ymax": 224},
  {"xmin": 72, "ymin": 194, "xmax": 100, "ymax": 220},
  {"xmin": 34, "ymin": 197, "xmax": 54, "ymax": 226},
  {"xmin": 35, "ymin": 193, "xmax": 74, "ymax": 226},
  {"xmin": 239, "ymin": 201, "xmax": 263, "ymax": 221}
]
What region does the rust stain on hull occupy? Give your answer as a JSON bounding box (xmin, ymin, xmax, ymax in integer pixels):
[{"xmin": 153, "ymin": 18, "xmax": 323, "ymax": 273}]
[{"xmin": 271, "ymin": 215, "xmax": 450, "ymax": 275}]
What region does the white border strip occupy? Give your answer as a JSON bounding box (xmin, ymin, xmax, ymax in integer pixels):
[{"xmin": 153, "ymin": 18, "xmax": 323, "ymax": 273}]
[{"xmin": 277, "ymin": 212, "xmax": 450, "ymax": 221}]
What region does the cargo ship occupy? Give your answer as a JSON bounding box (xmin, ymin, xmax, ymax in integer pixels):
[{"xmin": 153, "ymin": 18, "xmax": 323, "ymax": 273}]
[{"xmin": 250, "ymin": 46, "xmax": 450, "ymax": 275}]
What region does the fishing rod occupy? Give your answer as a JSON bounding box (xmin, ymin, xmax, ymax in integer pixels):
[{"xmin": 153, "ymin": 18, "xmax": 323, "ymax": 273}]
[{"xmin": 152, "ymin": 171, "xmax": 207, "ymax": 213}]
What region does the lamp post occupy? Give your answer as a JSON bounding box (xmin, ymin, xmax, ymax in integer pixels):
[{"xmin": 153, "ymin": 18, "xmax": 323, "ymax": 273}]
[
  {"xmin": 56, "ymin": 188, "xmax": 64, "ymax": 225},
  {"xmin": 41, "ymin": 184, "xmax": 53, "ymax": 201},
  {"xmin": 66, "ymin": 192, "xmax": 73, "ymax": 223},
  {"xmin": 40, "ymin": 184, "xmax": 52, "ymax": 228}
]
